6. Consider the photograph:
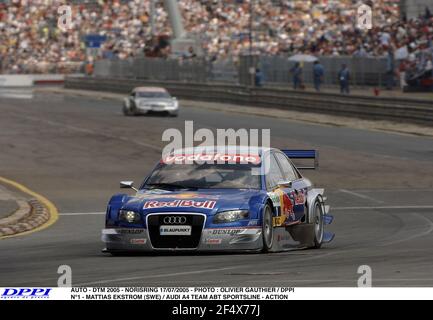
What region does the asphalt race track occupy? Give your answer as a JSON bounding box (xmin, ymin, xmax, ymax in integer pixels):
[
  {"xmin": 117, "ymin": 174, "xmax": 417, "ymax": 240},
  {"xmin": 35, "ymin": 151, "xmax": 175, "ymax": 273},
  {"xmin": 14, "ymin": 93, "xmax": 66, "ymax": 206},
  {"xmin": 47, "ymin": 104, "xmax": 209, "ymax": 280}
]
[{"xmin": 1, "ymin": 91, "xmax": 433, "ymax": 287}]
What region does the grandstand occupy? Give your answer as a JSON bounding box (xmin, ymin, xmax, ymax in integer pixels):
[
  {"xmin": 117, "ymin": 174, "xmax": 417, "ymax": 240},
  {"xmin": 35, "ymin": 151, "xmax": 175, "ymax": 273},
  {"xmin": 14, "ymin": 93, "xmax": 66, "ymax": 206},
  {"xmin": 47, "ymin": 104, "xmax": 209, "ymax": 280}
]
[{"xmin": 0, "ymin": 0, "xmax": 431, "ymax": 82}]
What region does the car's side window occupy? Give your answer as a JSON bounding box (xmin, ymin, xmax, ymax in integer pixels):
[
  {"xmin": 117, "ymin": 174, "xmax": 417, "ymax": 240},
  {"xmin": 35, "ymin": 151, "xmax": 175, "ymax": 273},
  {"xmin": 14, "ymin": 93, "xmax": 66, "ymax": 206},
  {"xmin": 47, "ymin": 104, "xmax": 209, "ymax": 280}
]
[
  {"xmin": 266, "ymin": 153, "xmax": 285, "ymax": 190},
  {"xmin": 274, "ymin": 152, "xmax": 299, "ymax": 181}
]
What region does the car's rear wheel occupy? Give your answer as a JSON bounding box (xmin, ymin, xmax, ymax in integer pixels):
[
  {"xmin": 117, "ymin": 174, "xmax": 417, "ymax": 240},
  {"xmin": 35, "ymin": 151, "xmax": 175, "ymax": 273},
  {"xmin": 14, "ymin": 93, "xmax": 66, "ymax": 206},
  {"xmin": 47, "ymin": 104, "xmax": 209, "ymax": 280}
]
[
  {"xmin": 311, "ymin": 200, "xmax": 324, "ymax": 248},
  {"xmin": 262, "ymin": 205, "xmax": 274, "ymax": 252}
]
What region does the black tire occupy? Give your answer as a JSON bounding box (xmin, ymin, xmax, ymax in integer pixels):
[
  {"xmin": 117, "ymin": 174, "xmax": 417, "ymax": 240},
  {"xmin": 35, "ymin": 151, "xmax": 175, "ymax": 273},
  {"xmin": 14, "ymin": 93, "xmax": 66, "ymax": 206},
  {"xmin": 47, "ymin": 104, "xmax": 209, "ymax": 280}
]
[
  {"xmin": 109, "ymin": 250, "xmax": 128, "ymax": 256},
  {"xmin": 262, "ymin": 204, "xmax": 274, "ymax": 253},
  {"xmin": 311, "ymin": 200, "xmax": 324, "ymax": 249},
  {"xmin": 123, "ymin": 101, "xmax": 139, "ymax": 116},
  {"xmin": 167, "ymin": 111, "xmax": 178, "ymax": 117},
  {"xmin": 122, "ymin": 105, "xmax": 132, "ymax": 116}
]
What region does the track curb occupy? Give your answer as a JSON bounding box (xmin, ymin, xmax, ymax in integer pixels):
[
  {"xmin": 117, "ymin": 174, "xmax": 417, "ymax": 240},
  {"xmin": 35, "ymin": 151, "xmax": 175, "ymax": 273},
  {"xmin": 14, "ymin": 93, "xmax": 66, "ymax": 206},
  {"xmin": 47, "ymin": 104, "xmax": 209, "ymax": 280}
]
[{"xmin": 0, "ymin": 177, "xmax": 59, "ymax": 239}]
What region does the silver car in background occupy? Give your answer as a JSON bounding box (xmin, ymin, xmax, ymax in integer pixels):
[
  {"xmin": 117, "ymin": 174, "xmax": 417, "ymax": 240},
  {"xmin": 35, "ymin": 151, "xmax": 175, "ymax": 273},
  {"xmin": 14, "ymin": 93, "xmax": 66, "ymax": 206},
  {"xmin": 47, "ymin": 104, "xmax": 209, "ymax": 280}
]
[{"xmin": 123, "ymin": 87, "xmax": 179, "ymax": 117}]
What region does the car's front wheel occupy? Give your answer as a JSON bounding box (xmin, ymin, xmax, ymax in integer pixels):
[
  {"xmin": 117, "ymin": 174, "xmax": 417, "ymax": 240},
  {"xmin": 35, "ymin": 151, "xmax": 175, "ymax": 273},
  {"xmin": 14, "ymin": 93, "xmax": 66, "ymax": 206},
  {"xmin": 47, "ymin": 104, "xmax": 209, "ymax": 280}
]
[
  {"xmin": 262, "ymin": 204, "xmax": 274, "ymax": 253},
  {"xmin": 122, "ymin": 105, "xmax": 131, "ymax": 116},
  {"xmin": 123, "ymin": 98, "xmax": 138, "ymax": 116}
]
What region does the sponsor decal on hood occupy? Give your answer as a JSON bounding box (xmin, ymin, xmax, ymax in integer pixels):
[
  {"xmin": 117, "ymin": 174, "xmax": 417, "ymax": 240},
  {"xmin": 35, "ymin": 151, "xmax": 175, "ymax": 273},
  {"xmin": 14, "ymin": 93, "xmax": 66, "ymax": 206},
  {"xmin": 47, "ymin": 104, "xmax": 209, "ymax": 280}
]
[
  {"xmin": 139, "ymin": 192, "xmax": 220, "ymax": 200},
  {"xmin": 143, "ymin": 199, "xmax": 216, "ymax": 210},
  {"xmin": 162, "ymin": 153, "xmax": 261, "ymax": 165}
]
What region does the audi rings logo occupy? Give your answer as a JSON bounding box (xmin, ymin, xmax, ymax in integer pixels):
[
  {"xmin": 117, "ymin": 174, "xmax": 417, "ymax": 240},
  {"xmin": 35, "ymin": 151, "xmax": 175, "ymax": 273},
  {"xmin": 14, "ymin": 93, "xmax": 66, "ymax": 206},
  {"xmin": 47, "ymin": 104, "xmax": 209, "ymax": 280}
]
[{"xmin": 163, "ymin": 216, "xmax": 187, "ymax": 224}]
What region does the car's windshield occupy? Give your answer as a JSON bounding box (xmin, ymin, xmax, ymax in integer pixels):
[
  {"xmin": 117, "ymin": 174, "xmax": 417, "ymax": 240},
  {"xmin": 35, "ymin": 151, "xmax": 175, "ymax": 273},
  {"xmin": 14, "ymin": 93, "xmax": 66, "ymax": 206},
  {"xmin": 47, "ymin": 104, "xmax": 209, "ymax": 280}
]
[
  {"xmin": 143, "ymin": 162, "xmax": 261, "ymax": 190},
  {"xmin": 136, "ymin": 92, "xmax": 170, "ymax": 98}
]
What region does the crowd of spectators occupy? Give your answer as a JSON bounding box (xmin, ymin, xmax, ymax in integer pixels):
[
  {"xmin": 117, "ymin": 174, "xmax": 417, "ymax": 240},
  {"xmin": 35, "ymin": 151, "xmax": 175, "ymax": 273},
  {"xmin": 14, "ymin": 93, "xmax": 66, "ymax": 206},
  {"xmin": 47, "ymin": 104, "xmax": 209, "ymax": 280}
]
[
  {"xmin": 185, "ymin": 0, "xmax": 402, "ymax": 59},
  {"xmin": 0, "ymin": 0, "xmax": 432, "ymax": 78}
]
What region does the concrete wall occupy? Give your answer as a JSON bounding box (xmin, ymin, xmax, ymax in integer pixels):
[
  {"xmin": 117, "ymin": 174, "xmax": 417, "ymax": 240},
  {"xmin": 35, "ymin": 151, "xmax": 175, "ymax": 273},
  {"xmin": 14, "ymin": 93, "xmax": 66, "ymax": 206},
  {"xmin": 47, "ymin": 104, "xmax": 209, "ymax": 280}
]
[
  {"xmin": 0, "ymin": 74, "xmax": 84, "ymax": 87},
  {"xmin": 65, "ymin": 76, "xmax": 433, "ymax": 126},
  {"xmin": 0, "ymin": 75, "xmax": 33, "ymax": 87}
]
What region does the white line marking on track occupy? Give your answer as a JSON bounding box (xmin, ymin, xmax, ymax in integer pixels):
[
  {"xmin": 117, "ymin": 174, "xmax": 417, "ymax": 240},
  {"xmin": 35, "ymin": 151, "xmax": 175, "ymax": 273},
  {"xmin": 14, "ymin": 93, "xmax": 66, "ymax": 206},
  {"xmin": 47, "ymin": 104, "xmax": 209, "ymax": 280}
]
[
  {"xmin": 75, "ymin": 251, "xmax": 340, "ymax": 286},
  {"xmin": 353, "ymin": 189, "xmax": 433, "ymax": 193},
  {"xmin": 60, "ymin": 212, "xmax": 105, "ymax": 216},
  {"xmin": 75, "ymin": 266, "xmax": 245, "ymax": 286},
  {"xmin": 333, "ymin": 205, "xmax": 433, "ymax": 211},
  {"xmin": 339, "ymin": 189, "xmax": 384, "ymax": 204},
  {"xmin": 25, "ymin": 251, "xmax": 338, "ymax": 287},
  {"xmin": 20, "ymin": 115, "xmax": 161, "ymax": 152},
  {"xmin": 382, "ymin": 213, "xmax": 433, "ymax": 246},
  {"xmin": 244, "ymin": 278, "xmax": 433, "ymax": 283}
]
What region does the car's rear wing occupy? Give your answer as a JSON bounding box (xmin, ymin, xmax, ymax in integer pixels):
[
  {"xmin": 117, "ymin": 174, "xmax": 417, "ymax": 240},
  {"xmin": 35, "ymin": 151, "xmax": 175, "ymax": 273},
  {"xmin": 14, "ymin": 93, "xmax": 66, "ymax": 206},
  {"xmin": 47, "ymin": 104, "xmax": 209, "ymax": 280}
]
[{"xmin": 282, "ymin": 150, "xmax": 319, "ymax": 170}]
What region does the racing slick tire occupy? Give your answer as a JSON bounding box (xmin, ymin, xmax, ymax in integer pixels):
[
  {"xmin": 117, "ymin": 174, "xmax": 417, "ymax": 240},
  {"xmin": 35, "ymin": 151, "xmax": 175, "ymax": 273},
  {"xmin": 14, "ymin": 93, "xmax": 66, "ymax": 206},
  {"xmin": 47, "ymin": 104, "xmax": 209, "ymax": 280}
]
[
  {"xmin": 123, "ymin": 99, "xmax": 138, "ymax": 116},
  {"xmin": 310, "ymin": 200, "xmax": 324, "ymax": 249},
  {"xmin": 122, "ymin": 104, "xmax": 134, "ymax": 116},
  {"xmin": 261, "ymin": 204, "xmax": 274, "ymax": 253},
  {"xmin": 110, "ymin": 252, "xmax": 124, "ymax": 257}
]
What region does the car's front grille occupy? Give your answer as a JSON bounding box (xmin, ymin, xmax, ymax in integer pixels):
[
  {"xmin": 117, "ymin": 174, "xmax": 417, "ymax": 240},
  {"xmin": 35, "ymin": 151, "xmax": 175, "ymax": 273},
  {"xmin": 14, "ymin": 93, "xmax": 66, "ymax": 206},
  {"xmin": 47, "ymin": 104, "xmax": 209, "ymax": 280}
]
[{"xmin": 147, "ymin": 214, "xmax": 205, "ymax": 249}]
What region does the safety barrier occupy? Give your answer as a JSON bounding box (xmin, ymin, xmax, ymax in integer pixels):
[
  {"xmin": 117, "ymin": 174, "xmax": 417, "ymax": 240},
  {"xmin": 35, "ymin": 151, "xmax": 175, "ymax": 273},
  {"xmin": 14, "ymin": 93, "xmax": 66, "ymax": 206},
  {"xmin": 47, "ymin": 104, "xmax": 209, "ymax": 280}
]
[
  {"xmin": 65, "ymin": 76, "xmax": 433, "ymax": 126},
  {"xmin": 94, "ymin": 56, "xmax": 389, "ymax": 87}
]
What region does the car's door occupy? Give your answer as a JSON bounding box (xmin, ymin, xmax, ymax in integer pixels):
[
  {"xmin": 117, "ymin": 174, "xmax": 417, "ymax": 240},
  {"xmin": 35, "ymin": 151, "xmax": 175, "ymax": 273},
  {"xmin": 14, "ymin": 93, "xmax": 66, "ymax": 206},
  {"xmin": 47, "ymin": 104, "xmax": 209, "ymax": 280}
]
[{"xmin": 273, "ymin": 151, "xmax": 310, "ymax": 223}]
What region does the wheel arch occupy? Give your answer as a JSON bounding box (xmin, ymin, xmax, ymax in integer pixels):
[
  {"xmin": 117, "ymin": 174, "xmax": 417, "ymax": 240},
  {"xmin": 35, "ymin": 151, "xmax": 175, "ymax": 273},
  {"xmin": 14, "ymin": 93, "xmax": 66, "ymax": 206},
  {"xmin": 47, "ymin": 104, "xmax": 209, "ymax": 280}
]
[
  {"xmin": 306, "ymin": 188, "xmax": 325, "ymax": 223},
  {"xmin": 262, "ymin": 197, "xmax": 277, "ymax": 219},
  {"xmin": 106, "ymin": 193, "xmax": 130, "ymax": 226},
  {"xmin": 123, "ymin": 97, "xmax": 131, "ymax": 108}
]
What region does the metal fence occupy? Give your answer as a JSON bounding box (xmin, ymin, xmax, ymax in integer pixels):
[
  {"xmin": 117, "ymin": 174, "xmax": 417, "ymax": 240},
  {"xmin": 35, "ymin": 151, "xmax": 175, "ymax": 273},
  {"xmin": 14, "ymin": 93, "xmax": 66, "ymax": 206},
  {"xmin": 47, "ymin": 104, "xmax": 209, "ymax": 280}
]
[
  {"xmin": 95, "ymin": 57, "xmax": 231, "ymax": 82},
  {"xmin": 94, "ymin": 55, "xmax": 389, "ymax": 87},
  {"xmin": 260, "ymin": 55, "xmax": 388, "ymax": 87}
]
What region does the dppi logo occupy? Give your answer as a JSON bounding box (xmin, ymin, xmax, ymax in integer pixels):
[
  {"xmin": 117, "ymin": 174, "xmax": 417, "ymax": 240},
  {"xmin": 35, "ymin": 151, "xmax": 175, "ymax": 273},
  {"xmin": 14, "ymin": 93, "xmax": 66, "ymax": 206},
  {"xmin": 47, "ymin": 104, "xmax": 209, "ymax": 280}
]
[{"xmin": 1, "ymin": 288, "xmax": 51, "ymax": 299}]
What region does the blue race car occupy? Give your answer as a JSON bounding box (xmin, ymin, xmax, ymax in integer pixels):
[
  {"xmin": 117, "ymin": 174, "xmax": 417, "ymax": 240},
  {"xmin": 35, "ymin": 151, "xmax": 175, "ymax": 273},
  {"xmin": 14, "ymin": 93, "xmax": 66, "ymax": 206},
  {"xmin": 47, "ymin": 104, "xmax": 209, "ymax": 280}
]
[{"xmin": 101, "ymin": 146, "xmax": 334, "ymax": 254}]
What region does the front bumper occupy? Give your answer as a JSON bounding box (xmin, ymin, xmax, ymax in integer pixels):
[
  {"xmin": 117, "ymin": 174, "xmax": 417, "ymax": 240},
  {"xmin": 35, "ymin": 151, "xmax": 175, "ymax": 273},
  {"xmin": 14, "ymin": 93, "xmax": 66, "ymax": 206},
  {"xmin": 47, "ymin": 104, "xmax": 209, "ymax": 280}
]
[
  {"xmin": 101, "ymin": 227, "xmax": 263, "ymax": 252},
  {"xmin": 136, "ymin": 105, "xmax": 178, "ymax": 114}
]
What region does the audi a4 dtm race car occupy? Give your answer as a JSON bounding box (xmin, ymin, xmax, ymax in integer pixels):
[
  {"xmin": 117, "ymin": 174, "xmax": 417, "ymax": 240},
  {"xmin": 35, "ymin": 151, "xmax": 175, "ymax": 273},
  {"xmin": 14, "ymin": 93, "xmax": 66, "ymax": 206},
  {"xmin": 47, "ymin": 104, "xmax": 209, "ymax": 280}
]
[{"xmin": 101, "ymin": 147, "xmax": 334, "ymax": 254}]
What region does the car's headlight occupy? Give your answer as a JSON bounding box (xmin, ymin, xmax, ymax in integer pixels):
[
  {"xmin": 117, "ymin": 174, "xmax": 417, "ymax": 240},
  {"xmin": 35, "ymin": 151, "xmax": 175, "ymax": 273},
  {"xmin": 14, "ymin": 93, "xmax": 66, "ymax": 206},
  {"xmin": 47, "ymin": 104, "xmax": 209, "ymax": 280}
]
[
  {"xmin": 213, "ymin": 210, "xmax": 249, "ymax": 223},
  {"xmin": 119, "ymin": 210, "xmax": 141, "ymax": 223}
]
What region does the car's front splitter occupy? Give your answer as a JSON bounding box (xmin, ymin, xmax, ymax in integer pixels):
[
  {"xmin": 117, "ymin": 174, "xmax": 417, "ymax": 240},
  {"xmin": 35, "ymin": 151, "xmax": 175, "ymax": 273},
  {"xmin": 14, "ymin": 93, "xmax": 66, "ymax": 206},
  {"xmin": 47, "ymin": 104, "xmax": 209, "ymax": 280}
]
[{"xmin": 101, "ymin": 227, "xmax": 263, "ymax": 252}]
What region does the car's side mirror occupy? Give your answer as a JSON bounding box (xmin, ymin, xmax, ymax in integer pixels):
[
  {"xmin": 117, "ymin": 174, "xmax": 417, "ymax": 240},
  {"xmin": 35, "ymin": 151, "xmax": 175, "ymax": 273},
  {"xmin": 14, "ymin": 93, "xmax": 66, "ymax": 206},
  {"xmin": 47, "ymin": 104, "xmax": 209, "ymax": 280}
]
[
  {"xmin": 277, "ymin": 180, "xmax": 292, "ymax": 188},
  {"xmin": 120, "ymin": 181, "xmax": 138, "ymax": 191}
]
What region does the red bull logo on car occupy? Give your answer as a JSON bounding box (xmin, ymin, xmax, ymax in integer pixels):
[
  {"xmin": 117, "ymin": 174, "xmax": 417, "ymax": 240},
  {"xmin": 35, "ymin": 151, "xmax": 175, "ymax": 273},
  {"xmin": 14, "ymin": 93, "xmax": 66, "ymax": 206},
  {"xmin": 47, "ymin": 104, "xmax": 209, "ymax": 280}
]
[
  {"xmin": 293, "ymin": 190, "xmax": 305, "ymax": 205},
  {"xmin": 268, "ymin": 188, "xmax": 295, "ymax": 226},
  {"xmin": 143, "ymin": 199, "xmax": 216, "ymax": 210}
]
